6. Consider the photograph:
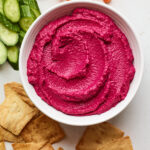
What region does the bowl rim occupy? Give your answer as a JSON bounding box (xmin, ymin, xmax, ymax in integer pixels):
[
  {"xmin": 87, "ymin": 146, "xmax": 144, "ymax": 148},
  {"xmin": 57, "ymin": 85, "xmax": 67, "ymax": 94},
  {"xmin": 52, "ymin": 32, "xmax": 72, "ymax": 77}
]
[{"xmin": 19, "ymin": 0, "xmax": 144, "ymax": 126}]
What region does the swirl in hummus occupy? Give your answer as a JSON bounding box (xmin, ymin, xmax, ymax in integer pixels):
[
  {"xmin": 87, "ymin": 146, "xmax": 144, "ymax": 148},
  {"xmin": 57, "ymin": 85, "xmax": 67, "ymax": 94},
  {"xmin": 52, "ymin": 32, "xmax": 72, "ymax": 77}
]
[{"xmin": 27, "ymin": 8, "xmax": 135, "ymax": 116}]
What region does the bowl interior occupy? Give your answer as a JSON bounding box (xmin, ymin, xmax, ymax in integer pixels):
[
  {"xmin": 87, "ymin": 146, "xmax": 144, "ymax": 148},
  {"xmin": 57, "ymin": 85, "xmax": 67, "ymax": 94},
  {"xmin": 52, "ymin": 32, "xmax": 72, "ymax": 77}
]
[{"xmin": 20, "ymin": 0, "xmax": 143, "ymax": 126}]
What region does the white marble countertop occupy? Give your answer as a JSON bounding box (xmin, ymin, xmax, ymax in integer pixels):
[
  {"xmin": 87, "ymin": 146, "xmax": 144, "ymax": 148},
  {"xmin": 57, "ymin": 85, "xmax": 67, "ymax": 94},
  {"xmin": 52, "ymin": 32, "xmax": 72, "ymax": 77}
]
[{"xmin": 0, "ymin": 0, "xmax": 149, "ymax": 149}]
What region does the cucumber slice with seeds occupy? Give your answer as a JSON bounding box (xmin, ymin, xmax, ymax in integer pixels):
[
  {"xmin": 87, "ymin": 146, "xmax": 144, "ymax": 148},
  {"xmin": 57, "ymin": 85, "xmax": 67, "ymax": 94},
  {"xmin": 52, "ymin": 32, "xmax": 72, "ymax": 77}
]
[
  {"xmin": 0, "ymin": 23, "xmax": 19, "ymax": 46},
  {"xmin": 7, "ymin": 46, "xmax": 19, "ymax": 70},
  {"xmin": 0, "ymin": 13, "xmax": 20, "ymax": 32},
  {"xmin": 0, "ymin": 41, "xmax": 7, "ymax": 65},
  {"xmin": 4, "ymin": 0, "xmax": 20, "ymax": 23},
  {"xmin": 19, "ymin": 17, "xmax": 34, "ymax": 31}
]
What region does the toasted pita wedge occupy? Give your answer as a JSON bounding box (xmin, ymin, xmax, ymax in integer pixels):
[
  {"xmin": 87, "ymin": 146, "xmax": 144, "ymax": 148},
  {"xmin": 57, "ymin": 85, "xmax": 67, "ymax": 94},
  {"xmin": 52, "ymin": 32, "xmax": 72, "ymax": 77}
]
[
  {"xmin": 4, "ymin": 82, "xmax": 35, "ymax": 107},
  {"xmin": 76, "ymin": 122, "xmax": 124, "ymax": 150},
  {"xmin": 0, "ymin": 126, "xmax": 23, "ymax": 142},
  {"xmin": 0, "ymin": 142, "xmax": 6, "ymax": 150},
  {"xmin": 12, "ymin": 142, "xmax": 45, "ymax": 150},
  {"xmin": 40, "ymin": 143, "xmax": 54, "ymax": 150},
  {"xmin": 97, "ymin": 136, "xmax": 133, "ymax": 150},
  {"xmin": 21, "ymin": 114, "xmax": 65, "ymax": 144},
  {"xmin": 0, "ymin": 86, "xmax": 38, "ymax": 135}
]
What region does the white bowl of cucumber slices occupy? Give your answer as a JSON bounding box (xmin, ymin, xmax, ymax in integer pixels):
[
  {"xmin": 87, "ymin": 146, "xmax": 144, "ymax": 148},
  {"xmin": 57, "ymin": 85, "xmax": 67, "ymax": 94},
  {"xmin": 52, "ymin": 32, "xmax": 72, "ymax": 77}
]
[{"xmin": 0, "ymin": 0, "xmax": 40, "ymax": 69}]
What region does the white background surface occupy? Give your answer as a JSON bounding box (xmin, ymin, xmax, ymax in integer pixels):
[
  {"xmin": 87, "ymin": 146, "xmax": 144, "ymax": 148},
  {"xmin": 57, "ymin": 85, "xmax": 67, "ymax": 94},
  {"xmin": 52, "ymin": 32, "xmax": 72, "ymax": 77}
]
[{"xmin": 0, "ymin": 0, "xmax": 149, "ymax": 149}]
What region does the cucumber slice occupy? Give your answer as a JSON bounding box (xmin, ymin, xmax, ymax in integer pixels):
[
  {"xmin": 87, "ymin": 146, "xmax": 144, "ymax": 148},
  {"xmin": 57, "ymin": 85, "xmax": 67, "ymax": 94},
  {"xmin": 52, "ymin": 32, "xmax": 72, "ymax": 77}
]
[
  {"xmin": 28, "ymin": 0, "xmax": 40, "ymax": 10},
  {"xmin": 0, "ymin": 13, "xmax": 20, "ymax": 32},
  {"xmin": 28, "ymin": 0, "xmax": 40, "ymax": 18},
  {"xmin": 7, "ymin": 46, "xmax": 19, "ymax": 70},
  {"xmin": 20, "ymin": 5, "xmax": 35, "ymax": 18},
  {"xmin": 0, "ymin": 23, "xmax": 19, "ymax": 46},
  {"xmin": 4, "ymin": 0, "xmax": 20, "ymax": 23},
  {"xmin": 18, "ymin": 0, "xmax": 40, "ymax": 18},
  {"xmin": 30, "ymin": 8, "xmax": 40, "ymax": 18},
  {"xmin": 19, "ymin": 17, "xmax": 34, "ymax": 31},
  {"xmin": 0, "ymin": 0, "xmax": 4, "ymax": 14},
  {"xmin": 0, "ymin": 41, "xmax": 7, "ymax": 65}
]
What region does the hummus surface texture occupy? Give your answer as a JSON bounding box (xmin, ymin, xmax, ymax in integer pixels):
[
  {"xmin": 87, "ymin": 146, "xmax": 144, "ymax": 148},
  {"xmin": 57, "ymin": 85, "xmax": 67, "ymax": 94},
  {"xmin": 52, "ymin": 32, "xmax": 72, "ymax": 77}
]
[{"xmin": 27, "ymin": 8, "xmax": 135, "ymax": 116}]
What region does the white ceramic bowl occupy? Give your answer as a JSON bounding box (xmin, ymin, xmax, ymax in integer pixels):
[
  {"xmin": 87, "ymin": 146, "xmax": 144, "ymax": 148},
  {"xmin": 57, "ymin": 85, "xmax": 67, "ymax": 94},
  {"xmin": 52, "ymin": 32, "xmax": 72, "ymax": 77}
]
[{"xmin": 19, "ymin": 0, "xmax": 144, "ymax": 126}]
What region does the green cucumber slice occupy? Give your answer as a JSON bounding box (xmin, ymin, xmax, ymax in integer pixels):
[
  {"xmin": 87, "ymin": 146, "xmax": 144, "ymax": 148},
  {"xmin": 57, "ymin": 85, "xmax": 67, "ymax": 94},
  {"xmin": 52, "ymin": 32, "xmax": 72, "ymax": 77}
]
[
  {"xmin": 0, "ymin": 13, "xmax": 20, "ymax": 32},
  {"xmin": 20, "ymin": 5, "xmax": 35, "ymax": 18},
  {"xmin": 30, "ymin": 8, "xmax": 40, "ymax": 18},
  {"xmin": 18, "ymin": 0, "xmax": 41, "ymax": 18},
  {"xmin": 4, "ymin": 0, "xmax": 20, "ymax": 23},
  {"xmin": 19, "ymin": 17, "xmax": 34, "ymax": 31},
  {"xmin": 28, "ymin": 0, "xmax": 40, "ymax": 18},
  {"xmin": 7, "ymin": 46, "xmax": 19, "ymax": 70},
  {"xmin": 0, "ymin": 23, "xmax": 19, "ymax": 46},
  {"xmin": 0, "ymin": 41, "xmax": 7, "ymax": 65},
  {"xmin": 28, "ymin": 0, "xmax": 40, "ymax": 10}
]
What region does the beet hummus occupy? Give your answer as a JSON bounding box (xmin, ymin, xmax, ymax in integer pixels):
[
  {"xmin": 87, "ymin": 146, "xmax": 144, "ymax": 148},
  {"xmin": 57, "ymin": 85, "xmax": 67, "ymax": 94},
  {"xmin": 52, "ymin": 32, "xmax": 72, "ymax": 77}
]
[{"xmin": 27, "ymin": 8, "xmax": 135, "ymax": 116}]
